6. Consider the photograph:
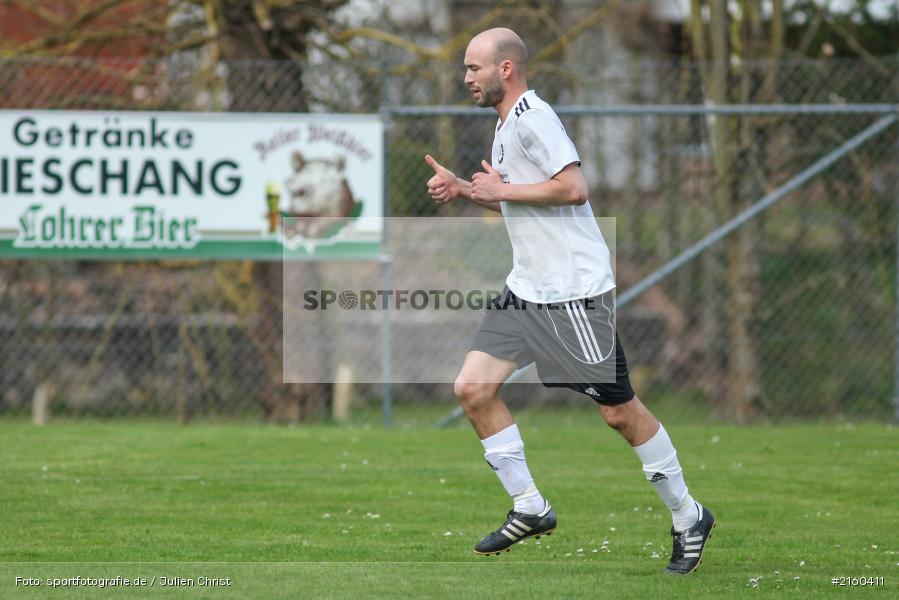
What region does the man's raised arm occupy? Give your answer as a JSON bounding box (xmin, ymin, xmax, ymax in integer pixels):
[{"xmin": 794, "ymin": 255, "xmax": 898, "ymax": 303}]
[{"xmin": 471, "ymin": 161, "xmax": 587, "ymax": 207}]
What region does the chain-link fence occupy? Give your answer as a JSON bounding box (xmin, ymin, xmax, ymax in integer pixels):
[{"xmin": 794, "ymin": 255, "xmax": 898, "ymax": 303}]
[{"xmin": 0, "ymin": 55, "xmax": 897, "ymax": 424}]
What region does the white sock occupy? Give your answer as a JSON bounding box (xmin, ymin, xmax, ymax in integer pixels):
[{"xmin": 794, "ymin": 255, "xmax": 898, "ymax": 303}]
[
  {"xmin": 481, "ymin": 424, "xmax": 546, "ymax": 515},
  {"xmin": 633, "ymin": 424, "xmax": 699, "ymax": 532}
]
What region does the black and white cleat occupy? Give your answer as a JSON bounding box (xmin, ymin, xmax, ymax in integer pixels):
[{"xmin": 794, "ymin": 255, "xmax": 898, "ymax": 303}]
[{"xmin": 474, "ymin": 503, "xmax": 557, "ymax": 556}]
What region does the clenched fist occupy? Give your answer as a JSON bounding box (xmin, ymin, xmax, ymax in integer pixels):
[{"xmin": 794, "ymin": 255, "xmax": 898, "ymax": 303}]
[{"xmin": 471, "ymin": 160, "xmax": 504, "ymax": 203}]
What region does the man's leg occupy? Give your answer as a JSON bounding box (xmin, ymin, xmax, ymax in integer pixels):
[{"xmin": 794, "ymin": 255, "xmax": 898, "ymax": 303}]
[
  {"xmin": 454, "ymin": 351, "xmax": 546, "ymax": 515},
  {"xmin": 598, "ymin": 396, "xmax": 698, "ymax": 531},
  {"xmin": 453, "ymin": 350, "xmax": 517, "ymax": 438},
  {"xmin": 599, "ymin": 395, "xmax": 715, "ymax": 574},
  {"xmin": 456, "ymin": 351, "xmax": 557, "ymax": 555}
]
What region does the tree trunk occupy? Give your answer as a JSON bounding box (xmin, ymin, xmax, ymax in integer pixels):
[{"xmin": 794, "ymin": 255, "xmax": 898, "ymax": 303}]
[
  {"xmin": 691, "ymin": 0, "xmax": 767, "ymax": 422},
  {"xmin": 210, "ymin": 0, "xmax": 332, "ymax": 421}
]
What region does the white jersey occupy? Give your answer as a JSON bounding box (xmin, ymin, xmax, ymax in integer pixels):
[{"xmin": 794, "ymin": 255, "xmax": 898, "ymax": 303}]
[{"xmin": 492, "ymin": 90, "xmax": 615, "ymax": 303}]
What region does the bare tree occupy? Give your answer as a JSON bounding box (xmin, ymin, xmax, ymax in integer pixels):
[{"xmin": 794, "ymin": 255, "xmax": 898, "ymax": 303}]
[{"xmin": 688, "ymin": 0, "xmax": 792, "ymax": 422}]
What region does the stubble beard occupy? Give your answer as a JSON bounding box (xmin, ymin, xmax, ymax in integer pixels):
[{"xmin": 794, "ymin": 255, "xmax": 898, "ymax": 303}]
[{"xmin": 475, "ymin": 72, "xmax": 504, "ymax": 108}]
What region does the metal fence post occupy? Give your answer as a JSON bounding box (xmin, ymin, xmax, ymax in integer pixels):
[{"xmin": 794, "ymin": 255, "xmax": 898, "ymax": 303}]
[
  {"xmin": 894, "ymin": 111, "xmax": 899, "ymax": 425},
  {"xmin": 380, "ymin": 253, "xmax": 393, "ymax": 427},
  {"xmin": 380, "ymin": 46, "xmax": 393, "ymax": 427}
]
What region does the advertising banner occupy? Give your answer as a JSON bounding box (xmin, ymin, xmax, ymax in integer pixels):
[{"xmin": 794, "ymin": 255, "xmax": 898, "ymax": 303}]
[{"xmin": 0, "ymin": 110, "xmax": 383, "ymax": 259}]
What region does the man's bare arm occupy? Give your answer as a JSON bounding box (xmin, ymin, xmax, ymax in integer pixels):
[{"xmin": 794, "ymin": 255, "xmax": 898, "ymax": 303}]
[
  {"xmin": 472, "ymin": 161, "xmax": 588, "ymax": 207},
  {"xmin": 466, "ymin": 189, "xmax": 503, "ymax": 212}
]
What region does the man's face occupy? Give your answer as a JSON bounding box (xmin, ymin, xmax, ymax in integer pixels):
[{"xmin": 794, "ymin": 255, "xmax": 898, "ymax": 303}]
[{"xmin": 464, "ymin": 43, "xmax": 504, "ymax": 108}]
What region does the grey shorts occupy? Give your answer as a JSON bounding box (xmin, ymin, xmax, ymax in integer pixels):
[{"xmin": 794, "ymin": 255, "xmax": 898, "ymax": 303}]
[{"xmin": 470, "ymin": 286, "xmax": 635, "ymax": 405}]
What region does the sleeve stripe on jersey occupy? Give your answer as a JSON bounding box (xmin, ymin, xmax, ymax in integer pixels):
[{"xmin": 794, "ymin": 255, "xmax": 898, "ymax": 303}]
[{"xmin": 514, "ymin": 97, "xmax": 532, "ymax": 117}]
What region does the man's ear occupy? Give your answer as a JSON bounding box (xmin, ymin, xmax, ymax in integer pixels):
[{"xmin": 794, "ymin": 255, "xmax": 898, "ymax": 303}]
[{"xmin": 500, "ymin": 59, "xmax": 514, "ymax": 80}]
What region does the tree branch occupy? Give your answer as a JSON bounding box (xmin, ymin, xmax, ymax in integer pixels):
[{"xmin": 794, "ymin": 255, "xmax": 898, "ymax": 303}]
[
  {"xmin": 826, "ymin": 15, "xmax": 891, "ymax": 76},
  {"xmin": 5, "ymin": 0, "xmax": 64, "ymax": 28},
  {"xmin": 531, "ymin": 0, "xmax": 625, "ymax": 63}
]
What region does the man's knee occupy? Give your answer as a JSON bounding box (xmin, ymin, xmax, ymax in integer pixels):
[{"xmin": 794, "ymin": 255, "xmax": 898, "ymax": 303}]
[
  {"xmin": 599, "ymin": 397, "xmax": 638, "ymax": 431},
  {"xmin": 453, "ymin": 377, "xmax": 498, "ymax": 412},
  {"xmin": 601, "ymin": 406, "xmax": 627, "ymax": 431}
]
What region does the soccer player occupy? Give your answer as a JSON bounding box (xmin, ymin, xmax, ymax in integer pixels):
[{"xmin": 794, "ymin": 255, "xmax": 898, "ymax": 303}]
[{"xmin": 424, "ymin": 28, "xmax": 715, "ymax": 574}]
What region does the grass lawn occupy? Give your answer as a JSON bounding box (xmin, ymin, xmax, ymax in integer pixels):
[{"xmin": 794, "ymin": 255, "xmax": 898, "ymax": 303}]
[{"xmin": 0, "ymin": 418, "xmax": 896, "ymax": 598}]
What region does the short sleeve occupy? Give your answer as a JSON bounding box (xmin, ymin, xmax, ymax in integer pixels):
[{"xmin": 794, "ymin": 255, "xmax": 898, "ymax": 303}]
[{"xmin": 515, "ymin": 110, "xmax": 581, "ymax": 179}]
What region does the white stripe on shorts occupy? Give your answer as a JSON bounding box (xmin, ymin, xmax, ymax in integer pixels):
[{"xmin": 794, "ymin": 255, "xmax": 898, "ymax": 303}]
[
  {"xmin": 566, "ymin": 301, "xmax": 597, "ymax": 362},
  {"xmin": 574, "ymin": 299, "xmax": 608, "ymax": 362}
]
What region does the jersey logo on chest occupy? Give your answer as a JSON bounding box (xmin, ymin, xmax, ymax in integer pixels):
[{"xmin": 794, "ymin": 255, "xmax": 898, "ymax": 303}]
[
  {"xmin": 513, "ymin": 97, "xmax": 531, "ymax": 117},
  {"xmin": 498, "ymin": 143, "xmax": 504, "ymax": 163}
]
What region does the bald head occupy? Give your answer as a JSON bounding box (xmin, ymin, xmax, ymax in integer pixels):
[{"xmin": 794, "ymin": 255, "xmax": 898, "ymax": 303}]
[
  {"xmin": 468, "ymin": 28, "xmax": 528, "ymax": 74},
  {"xmin": 464, "ymin": 28, "xmax": 529, "ymax": 111}
]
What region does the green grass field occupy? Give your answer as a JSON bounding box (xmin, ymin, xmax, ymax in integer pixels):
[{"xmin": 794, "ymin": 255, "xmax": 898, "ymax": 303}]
[{"xmin": 0, "ymin": 417, "xmax": 897, "ymax": 598}]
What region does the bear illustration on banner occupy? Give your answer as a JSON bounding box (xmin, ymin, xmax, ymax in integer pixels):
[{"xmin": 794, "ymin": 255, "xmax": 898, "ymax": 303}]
[{"xmin": 265, "ymin": 150, "xmax": 363, "ymax": 249}]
